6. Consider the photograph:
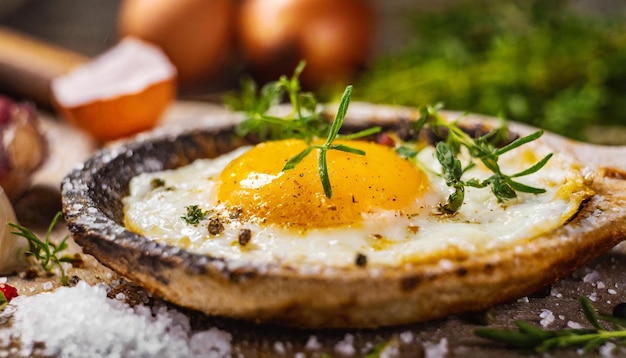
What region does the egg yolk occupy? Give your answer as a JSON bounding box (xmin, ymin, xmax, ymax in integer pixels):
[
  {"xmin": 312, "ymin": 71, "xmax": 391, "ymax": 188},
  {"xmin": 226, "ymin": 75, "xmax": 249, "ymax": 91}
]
[{"xmin": 216, "ymin": 139, "xmax": 429, "ymax": 228}]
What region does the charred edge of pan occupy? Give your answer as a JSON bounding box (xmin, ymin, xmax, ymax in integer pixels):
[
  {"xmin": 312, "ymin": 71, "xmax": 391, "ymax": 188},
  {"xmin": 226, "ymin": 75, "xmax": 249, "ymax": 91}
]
[
  {"xmin": 399, "ymin": 272, "xmax": 439, "ymax": 292},
  {"xmin": 227, "ymin": 268, "xmax": 259, "ymax": 283},
  {"xmin": 135, "ymin": 254, "xmax": 172, "ymax": 285},
  {"xmin": 564, "ymin": 196, "xmax": 593, "ymax": 225},
  {"xmin": 400, "ymin": 275, "xmax": 422, "ymax": 292}
]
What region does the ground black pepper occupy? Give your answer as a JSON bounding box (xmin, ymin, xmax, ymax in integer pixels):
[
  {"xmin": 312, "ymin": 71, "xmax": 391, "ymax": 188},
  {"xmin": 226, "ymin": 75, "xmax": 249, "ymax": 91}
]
[
  {"xmin": 355, "ymin": 253, "xmax": 367, "ymax": 267},
  {"xmin": 208, "ymin": 217, "xmax": 224, "ymax": 235},
  {"xmin": 238, "ymin": 228, "xmax": 252, "ymax": 246}
]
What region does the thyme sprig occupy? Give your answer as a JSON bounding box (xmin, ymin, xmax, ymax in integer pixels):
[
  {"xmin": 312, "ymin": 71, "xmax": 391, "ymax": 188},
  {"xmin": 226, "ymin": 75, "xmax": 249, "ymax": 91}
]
[
  {"xmin": 409, "ymin": 105, "xmax": 552, "ymax": 213},
  {"xmin": 9, "ymin": 212, "xmax": 76, "ymax": 285},
  {"xmin": 475, "ymin": 296, "xmax": 626, "ymax": 354}
]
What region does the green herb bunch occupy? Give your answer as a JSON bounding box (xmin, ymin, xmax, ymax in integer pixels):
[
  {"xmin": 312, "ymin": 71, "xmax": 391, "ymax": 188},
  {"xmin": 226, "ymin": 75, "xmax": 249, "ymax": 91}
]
[
  {"xmin": 476, "ymin": 296, "xmax": 626, "ymax": 353},
  {"xmin": 355, "ymin": 0, "xmax": 626, "ymax": 141}
]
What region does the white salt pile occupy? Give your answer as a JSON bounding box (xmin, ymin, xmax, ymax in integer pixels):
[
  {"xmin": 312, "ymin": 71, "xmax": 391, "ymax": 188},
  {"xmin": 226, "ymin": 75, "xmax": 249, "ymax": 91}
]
[{"xmin": 0, "ymin": 281, "xmax": 232, "ymax": 358}]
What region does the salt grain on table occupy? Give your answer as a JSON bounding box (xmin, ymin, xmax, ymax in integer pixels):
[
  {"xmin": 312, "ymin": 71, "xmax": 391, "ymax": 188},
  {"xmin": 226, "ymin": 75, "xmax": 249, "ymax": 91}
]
[{"xmin": 539, "ymin": 309, "xmax": 555, "ymax": 327}]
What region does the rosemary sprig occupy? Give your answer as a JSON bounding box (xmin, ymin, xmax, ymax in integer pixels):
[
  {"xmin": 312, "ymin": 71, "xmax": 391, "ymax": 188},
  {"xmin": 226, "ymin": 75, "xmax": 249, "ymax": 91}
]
[
  {"xmin": 282, "ymin": 85, "xmax": 380, "ymax": 198},
  {"xmin": 9, "ymin": 211, "xmax": 77, "ymax": 285},
  {"xmin": 475, "ymin": 296, "xmax": 626, "ymax": 353},
  {"xmin": 410, "ymin": 105, "xmax": 552, "ymax": 213}
]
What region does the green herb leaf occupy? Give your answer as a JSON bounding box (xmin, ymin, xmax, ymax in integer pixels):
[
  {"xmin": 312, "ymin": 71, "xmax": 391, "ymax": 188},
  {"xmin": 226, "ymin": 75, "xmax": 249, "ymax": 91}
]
[
  {"xmin": 329, "ymin": 144, "xmax": 366, "ymax": 155},
  {"xmin": 318, "ymin": 149, "xmax": 332, "ymax": 198},
  {"xmin": 326, "ymin": 85, "xmax": 353, "ymax": 146},
  {"xmin": 395, "ymin": 146, "xmax": 419, "ymax": 159},
  {"xmin": 510, "ymin": 153, "xmax": 553, "ymax": 178},
  {"xmin": 282, "ymin": 146, "xmax": 315, "ymax": 171},
  {"xmin": 181, "ymin": 205, "xmax": 208, "ymax": 225},
  {"xmin": 338, "ymin": 126, "xmax": 382, "ymax": 140}
]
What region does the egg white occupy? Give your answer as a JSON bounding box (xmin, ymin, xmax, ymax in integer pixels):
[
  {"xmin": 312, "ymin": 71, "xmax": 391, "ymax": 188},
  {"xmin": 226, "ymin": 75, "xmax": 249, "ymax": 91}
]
[{"xmin": 123, "ymin": 139, "xmax": 590, "ymax": 269}]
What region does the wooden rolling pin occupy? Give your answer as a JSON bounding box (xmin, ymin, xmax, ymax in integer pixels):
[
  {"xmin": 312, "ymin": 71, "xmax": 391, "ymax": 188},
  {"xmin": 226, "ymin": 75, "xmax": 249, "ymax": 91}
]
[{"xmin": 0, "ymin": 26, "xmax": 88, "ymax": 106}]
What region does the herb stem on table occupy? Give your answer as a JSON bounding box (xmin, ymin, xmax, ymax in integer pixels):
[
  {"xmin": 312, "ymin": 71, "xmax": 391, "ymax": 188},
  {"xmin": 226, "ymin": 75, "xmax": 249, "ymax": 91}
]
[
  {"xmin": 475, "ymin": 296, "xmax": 626, "ymax": 353},
  {"xmin": 9, "ymin": 211, "xmax": 77, "ymax": 285}
]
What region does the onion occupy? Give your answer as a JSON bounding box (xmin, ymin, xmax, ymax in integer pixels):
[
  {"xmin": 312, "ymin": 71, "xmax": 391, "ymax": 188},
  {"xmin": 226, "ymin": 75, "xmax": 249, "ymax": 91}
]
[{"xmin": 238, "ymin": 0, "xmax": 376, "ymax": 88}]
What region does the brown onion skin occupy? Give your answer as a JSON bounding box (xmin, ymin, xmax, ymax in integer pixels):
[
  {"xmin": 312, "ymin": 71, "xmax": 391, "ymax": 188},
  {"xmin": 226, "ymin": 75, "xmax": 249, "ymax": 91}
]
[
  {"xmin": 238, "ymin": 0, "xmax": 376, "ymax": 88},
  {"xmin": 117, "ymin": 0, "xmax": 236, "ymax": 86}
]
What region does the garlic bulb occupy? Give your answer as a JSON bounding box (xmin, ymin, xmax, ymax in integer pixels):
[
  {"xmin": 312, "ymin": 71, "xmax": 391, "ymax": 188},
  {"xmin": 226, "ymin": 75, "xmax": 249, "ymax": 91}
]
[{"xmin": 0, "ymin": 186, "xmax": 28, "ymax": 275}]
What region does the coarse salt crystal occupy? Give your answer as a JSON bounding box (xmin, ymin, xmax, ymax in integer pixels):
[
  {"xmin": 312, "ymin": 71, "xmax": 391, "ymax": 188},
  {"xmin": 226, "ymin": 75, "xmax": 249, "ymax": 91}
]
[
  {"xmin": 599, "ymin": 342, "xmax": 617, "ymax": 358},
  {"xmin": 399, "ymin": 331, "xmax": 414, "ymax": 344},
  {"xmin": 305, "ymin": 335, "xmax": 322, "ymax": 350},
  {"xmin": 42, "ymin": 282, "xmax": 53, "ymax": 291},
  {"xmin": 567, "ymin": 321, "xmax": 584, "ymax": 329},
  {"xmin": 540, "ymin": 309, "xmax": 555, "ymax": 327},
  {"xmin": 609, "ymin": 289, "xmax": 617, "ymax": 295},
  {"xmin": 423, "ymin": 338, "xmax": 448, "ymax": 358},
  {"xmin": 598, "ymin": 282, "xmax": 606, "ymax": 289},
  {"xmin": 583, "ymin": 271, "xmax": 600, "ymax": 283},
  {"xmin": 334, "ymin": 333, "xmax": 356, "ymax": 356},
  {"xmin": 274, "ymin": 341, "xmax": 286, "ymax": 355}
]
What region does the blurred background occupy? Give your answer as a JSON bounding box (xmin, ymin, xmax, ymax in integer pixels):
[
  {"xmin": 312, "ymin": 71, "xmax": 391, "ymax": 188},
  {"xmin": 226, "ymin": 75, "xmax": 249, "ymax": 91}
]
[{"xmin": 1, "ymin": 0, "xmax": 625, "ymax": 143}]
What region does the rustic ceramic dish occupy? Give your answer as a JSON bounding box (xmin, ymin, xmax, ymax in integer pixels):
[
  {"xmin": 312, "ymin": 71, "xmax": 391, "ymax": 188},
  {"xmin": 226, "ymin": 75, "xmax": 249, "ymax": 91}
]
[{"xmin": 61, "ymin": 103, "xmax": 626, "ymax": 328}]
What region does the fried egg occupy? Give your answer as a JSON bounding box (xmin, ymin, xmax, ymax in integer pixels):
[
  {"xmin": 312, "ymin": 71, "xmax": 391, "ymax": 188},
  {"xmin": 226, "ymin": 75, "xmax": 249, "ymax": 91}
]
[{"xmin": 123, "ymin": 135, "xmax": 591, "ymax": 269}]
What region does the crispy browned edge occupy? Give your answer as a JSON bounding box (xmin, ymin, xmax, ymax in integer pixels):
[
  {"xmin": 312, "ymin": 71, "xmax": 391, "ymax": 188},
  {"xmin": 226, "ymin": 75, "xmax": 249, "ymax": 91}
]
[{"xmin": 61, "ymin": 104, "xmax": 626, "ymax": 328}]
